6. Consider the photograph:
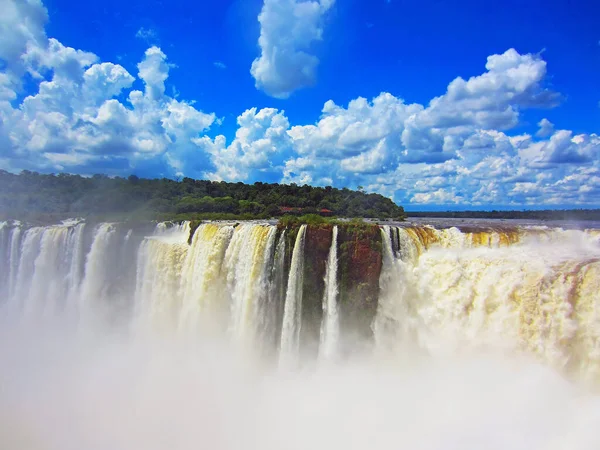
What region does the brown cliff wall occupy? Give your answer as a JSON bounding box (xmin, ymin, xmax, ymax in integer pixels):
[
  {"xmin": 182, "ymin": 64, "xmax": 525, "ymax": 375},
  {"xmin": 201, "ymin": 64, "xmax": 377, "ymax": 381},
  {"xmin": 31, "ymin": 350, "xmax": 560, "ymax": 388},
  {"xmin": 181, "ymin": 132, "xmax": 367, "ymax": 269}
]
[
  {"xmin": 338, "ymin": 224, "xmax": 383, "ymax": 354},
  {"xmin": 299, "ymin": 225, "xmax": 333, "ymax": 357}
]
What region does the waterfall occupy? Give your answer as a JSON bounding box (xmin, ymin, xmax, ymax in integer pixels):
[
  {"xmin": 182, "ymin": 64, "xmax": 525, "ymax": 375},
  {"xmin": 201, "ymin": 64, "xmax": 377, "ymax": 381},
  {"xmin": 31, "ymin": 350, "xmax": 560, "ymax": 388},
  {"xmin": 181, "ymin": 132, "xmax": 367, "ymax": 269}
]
[
  {"xmin": 0, "ymin": 222, "xmax": 11, "ymax": 300},
  {"xmin": 257, "ymin": 230, "xmax": 287, "ymax": 351},
  {"xmin": 2, "ymin": 219, "xmax": 600, "ymax": 382},
  {"xmin": 8, "ymin": 225, "xmax": 22, "ymax": 301},
  {"xmin": 279, "ymin": 224, "xmax": 307, "ymax": 365},
  {"xmin": 0, "ymin": 222, "xmax": 23, "ymax": 302},
  {"xmin": 319, "ymin": 225, "xmax": 339, "ymax": 359},
  {"xmin": 77, "ymin": 222, "xmax": 144, "ymax": 328},
  {"xmin": 2, "ymin": 219, "xmax": 600, "ymax": 450},
  {"xmin": 134, "ymin": 222, "xmax": 280, "ymax": 343},
  {"xmin": 373, "ymin": 224, "xmax": 600, "ymax": 383},
  {"xmin": 134, "ymin": 222, "xmax": 191, "ymax": 333},
  {"xmin": 374, "ymin": 225, "xmax": 427, "ymax": 352},
  {"xmin": 79, "ymin": 223, "xmax": 118, "ymax": 324},
  {"xmin": 4, "ymin": 223, "xmax": 87, "ymax": 319},
  {"xmin": 224, "ymin": 224, "xmax": 277, "ymax": 342},
  {"xmin": 178, "ymin": 224, "xmax": 234, "ymax": 332}
]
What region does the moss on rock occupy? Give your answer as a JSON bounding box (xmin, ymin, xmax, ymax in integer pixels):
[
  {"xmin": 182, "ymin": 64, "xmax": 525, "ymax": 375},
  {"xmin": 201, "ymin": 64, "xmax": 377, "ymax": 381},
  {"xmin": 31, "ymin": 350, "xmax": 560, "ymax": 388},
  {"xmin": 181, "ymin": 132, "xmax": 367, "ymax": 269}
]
[
  {"xmin": 299, "ymin": 224, "xmax": 333, "ymax": 357},
  {"xmin": 337, "ymin": 223, "xmax": 383, "ymax": 352}
]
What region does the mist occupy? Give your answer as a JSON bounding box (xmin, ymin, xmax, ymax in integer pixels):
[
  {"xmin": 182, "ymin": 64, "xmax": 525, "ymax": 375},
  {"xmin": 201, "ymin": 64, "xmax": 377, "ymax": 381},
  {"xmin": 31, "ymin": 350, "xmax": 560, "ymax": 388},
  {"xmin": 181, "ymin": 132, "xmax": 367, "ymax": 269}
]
[
  {"xmin": 2, "ymin": 316, "xmax": 600, "ymax": 450},
  {"xmin": 2, "ymin": 219, "xmax": 600, "ymax": 449}
]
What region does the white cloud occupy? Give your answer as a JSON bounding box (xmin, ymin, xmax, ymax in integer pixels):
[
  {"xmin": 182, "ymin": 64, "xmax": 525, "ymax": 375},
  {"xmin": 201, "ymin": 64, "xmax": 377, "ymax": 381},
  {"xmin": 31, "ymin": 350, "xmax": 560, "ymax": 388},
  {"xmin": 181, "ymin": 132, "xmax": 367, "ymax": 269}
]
[
  {"xmin": 213, "ymin": 61, "xmax": 227, "ymax": 70},
  {"xmin": 137, "ymin": 46, "xmax": 170, "ymax": 100},
  {"xmin": 0, "ymin": 5, "xmax": 216, "ymax": 177},
  {"xmin": 1, "ymin": 2, "xmax": 598, "ymax": 209},
  {"xmin": 282, "ymin": 49, "xmax": 563, "ymax": 193},
  {"xmin": 195, "ymin": 107, "xmax": 292, "ymax": 181},
  {"xmin": 136, "ymin": 27, "xmax": 158, "ymax": 44},
  {"xmin": 82, "ymin": 63, "xmax": 135, "ymax": 102},
  {"xmin": 411, "ymin": 188, "xmax": 463, "ymax": 205},
  {"xmin": 277, "ymin": 49, "xmax": 598, "ymax": 206},
  {"xmin": 519, "ymin": 130, "xmax": 600, "ymax": 166},
  {"xmin": 536, "ymin": 118, "xmax": 554, "ymax": 137},
  {"xmin": 0, "ymin": 0, "xmax": 48, "ymax": 91},
  {"xmin": 250, "ymin": 0, "xmax": 335, "ymax": 99},
  {"xmin": 24, "ymin": 38, "xmax": 98, "ymax": 82},
  {"xmin": 405, "ymin": 49, "xmax": 558, "ymax": 135}
]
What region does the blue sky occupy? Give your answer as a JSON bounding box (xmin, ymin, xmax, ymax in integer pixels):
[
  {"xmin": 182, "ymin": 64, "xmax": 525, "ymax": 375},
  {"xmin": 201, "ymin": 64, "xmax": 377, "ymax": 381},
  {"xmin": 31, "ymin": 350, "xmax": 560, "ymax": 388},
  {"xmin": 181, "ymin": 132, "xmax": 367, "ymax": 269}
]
[{"xmin": 1, "ymin": 0, "xmax": 599, "ymax": 210}]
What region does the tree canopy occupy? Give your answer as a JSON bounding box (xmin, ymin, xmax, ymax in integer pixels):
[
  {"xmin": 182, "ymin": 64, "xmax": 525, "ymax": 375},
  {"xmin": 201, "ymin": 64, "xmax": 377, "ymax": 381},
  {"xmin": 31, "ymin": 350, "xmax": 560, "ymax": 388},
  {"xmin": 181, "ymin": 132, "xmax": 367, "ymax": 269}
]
[
  {"xmin": 409, "ymin": 209, "xmax": 600, "ymax": 221},
  {"xmin": 0, "ymin": 170, "xmax": 406, "ymax": 222}
]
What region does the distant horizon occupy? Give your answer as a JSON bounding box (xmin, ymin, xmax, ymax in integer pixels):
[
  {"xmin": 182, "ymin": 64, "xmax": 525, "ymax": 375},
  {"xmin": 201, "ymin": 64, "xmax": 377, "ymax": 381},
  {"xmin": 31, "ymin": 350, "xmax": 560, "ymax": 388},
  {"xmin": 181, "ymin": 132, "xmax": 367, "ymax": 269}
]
[
  {"xmin": 404, "ymin": 206, "xmax": 600, "ymax": 213},
  {"xmin": 1, "ymin": 0, "xmax": 599, "ymax": 210}
]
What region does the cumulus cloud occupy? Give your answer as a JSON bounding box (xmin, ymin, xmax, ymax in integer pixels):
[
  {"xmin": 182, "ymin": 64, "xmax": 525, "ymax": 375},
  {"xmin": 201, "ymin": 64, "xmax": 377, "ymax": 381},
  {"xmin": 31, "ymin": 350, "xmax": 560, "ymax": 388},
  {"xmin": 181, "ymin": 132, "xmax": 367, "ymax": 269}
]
[
  {"xmin": 282, "ymin": 93, "xmax": 425, "ymax": 185},
  {"xmin": 1, "ymin": 2, "xmax": 598, "ymax": 208},
  {"xmin": 411, "ymin": 188, "xmax": 464, "ymax": 205},
  {"xmin": 0, "ymin": 0, "xmax": 48, "ymax": 91},
  {"xmin": 277, "ymin": 49, "xmax": 598, "ymax": 206},
  {"xmin": 0, "ymin": 4, "xmax": 216, "ymax": 178},
  {"xmin": 82, "ymin": 63, "xmax": 136, "ymax": 102},
  {"xmin": 400, "ymin": 49, "xmax": 559, "ymax": 157},
  {"xmin": 195, "ymin": 107, "xmax": 292, "ymax": 181},
  {"xmin": 520, "ymin": 130, "xmax": 600, "ymax": 166},
  {"xmin": 250, "ymin": 0, "xmax": 335, "ymax": 99},
  {"xmin": 536, "ymin": 118, "xmax": 554, "ymax": 138},
  {"xmin": 137, "ymin": 47, "xmax": 171, "ymax": 100}
]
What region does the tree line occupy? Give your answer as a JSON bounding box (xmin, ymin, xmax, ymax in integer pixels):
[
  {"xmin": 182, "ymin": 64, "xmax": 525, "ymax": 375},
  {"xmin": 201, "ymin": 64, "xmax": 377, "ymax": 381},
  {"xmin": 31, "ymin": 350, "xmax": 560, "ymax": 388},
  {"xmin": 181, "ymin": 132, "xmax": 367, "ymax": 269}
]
[
  {"xmin": 409, "ymin": 209, "xmax": 600, "ymax": 221},
  {"xmin": 0, "ymin": 170, "xmax": 406, "ymax": 222}
]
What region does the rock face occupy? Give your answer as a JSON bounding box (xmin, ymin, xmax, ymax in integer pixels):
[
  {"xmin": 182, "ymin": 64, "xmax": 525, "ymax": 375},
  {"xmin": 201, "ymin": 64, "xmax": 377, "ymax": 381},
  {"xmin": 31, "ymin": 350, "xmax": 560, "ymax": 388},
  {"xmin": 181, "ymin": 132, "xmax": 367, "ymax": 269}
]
[
  {"xmin": 300, "ymin": 225, "xmax": 333, "ymax": 357},
  {"xmin": 337, "ymin": 224, "xmax": 382, "ymax": 353},
  {"xmin": 277, "ymin": 222, "xmax": 383, "ymax": 356}
]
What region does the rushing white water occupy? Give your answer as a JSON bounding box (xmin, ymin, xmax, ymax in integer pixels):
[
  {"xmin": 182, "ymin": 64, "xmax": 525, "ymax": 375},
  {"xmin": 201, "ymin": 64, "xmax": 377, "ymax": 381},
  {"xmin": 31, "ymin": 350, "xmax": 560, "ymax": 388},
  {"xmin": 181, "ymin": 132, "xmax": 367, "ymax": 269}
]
[
  {"xmin": 2, "ymin": 219, "xmax": 600, "ymax": 449},
  {"xmin": 133, "ymin": 222, "xmax": 284, "ymax": 347},
  {"xmin": 374, "ymin": 225, "xmax": 421, "ymax": 353},
  {"xmin": 79, "ymin": 223, "xmax": 124, "ymax": 327},
  {"xmin": 0, "ymin": 221, "xmax": 23, "ymax": 301},
  {"xmin": 258, "ymin": 229, "xmax": 287, "ymax": 351},
  {"xmin": 224, "ymin": 224, "xmax": 277, "ymax": 343},
  {"xmin": 133, "ymin": 222, "xmax": 191, "ymax": 333},
  {"xmin": 6, "ymin": 223, "xmax": 87, "ymax": 319},
  {"xmin": 178, "ymin": 223, "xmax": 235, "ymax": 332},
  {"xmin": 375, "ymin": 225, "xmax": 600, "ymax": 384},
  {"xmin": 280, "ymin": 224, "xmax": 307, "ymax": 365},
  {"xmin": 319, "ymin": 225, "xmax": 339, "ymax": 359},
  {"xmin": 3, "ymin": 219, "xmax": 600, "ymax": 375}
]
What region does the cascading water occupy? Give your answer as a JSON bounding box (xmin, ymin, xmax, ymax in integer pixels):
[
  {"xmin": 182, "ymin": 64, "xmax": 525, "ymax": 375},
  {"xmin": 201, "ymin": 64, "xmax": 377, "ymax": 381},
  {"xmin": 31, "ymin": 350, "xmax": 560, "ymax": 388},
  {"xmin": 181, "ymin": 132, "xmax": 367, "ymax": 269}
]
[
  {"xmin": 279, "ymin": 224, "xmax": 307, "ymax": 365},
  {"xmin": 2, "ymin": 219, "xmax": 600, "ymax": 374},
  {"xmin": 79, "ymin": 223, "xmax": 117, "ymax": 321},
  {"xmin": 319, "ymin": 225, "xmax": 339, "ymax": 359},
  {"xmin": 224, "ymin": 224, "xmax": 277, "ymax": 343},
  {"xmin": 2, "ymin": 219, "xmax": 599, "ymax": 370},
  {"xmin": 374, "ymin": 225, "xmax": 422, "ymax": 353},
  {"xmin": 10, "ymin": 222, "xmax": 87, "ymax": 319},
  {"xmin": 375, "ymin": 224, "xmax": 600, "ymax": 383},
  {"xmin": 178, "ymin": 223, "xmax": 235, "ymax": 332},
  {"xmin": 0, "ymin": 221, "xmax": 23, "ymax": 302},
  {"xmin": 134, "ymin": 222, "xmax": 282, "ymax": 342},
  {"xmin": 2, "ymin": 219, "xmax": 600, "ymax": 449},
  {"xmin": 259, "ymin": 229, "xmax": 287, "ymax": 351},
  {"xmin": 133, "ymin": 222, "xmax": 192, "ymax": 333}
]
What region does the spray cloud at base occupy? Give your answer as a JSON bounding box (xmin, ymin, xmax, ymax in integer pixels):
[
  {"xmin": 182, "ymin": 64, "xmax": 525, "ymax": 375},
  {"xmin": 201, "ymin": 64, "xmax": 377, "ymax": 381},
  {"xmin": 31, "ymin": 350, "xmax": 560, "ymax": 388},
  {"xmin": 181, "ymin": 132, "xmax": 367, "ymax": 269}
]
[{"xmin": 1, "ymin": 219, "xmax": 600, "ymax": 449}]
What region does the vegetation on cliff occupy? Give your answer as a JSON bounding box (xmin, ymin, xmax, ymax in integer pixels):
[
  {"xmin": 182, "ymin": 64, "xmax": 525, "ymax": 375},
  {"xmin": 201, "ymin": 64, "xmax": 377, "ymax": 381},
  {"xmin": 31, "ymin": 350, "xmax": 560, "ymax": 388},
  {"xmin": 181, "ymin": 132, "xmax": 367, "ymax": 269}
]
[
  {"xmin": 0, "ymin": 170, "xmax": 405, "ymax": 222},
  {"xmin": 277, "ymin": 220, "xmax": 384, "ymax": 353}
]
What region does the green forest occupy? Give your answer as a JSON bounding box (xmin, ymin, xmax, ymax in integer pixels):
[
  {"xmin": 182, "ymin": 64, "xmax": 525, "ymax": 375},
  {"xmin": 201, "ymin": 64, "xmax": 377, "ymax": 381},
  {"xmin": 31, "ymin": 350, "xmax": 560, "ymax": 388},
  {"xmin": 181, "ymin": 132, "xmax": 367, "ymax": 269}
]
[
  {"xmin": 0, "ymin": 170, "xmax": 406, "ymax": 222},
  {"xmin": 409, "ymin": 209, "xmax": 600, "ymax": 221}
]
